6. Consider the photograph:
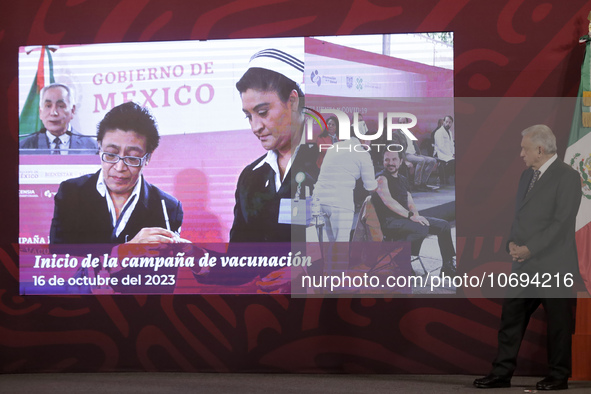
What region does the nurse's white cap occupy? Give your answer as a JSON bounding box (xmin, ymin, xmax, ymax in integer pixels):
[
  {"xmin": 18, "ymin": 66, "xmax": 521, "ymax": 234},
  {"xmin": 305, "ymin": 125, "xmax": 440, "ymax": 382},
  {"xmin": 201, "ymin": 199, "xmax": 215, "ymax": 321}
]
[{"xmin": 247, "ymin": 48, "xmax": 304, "ymax": 87}]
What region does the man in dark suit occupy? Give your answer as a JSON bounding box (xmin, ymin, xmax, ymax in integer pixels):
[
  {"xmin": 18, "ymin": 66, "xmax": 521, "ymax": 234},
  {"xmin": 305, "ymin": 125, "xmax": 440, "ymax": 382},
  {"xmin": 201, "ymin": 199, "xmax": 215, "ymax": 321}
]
[
  {"xmin": 474, "ymin": 125, "xmax": 582, "ymax": 390},
  {"xmin": 50, "ymin": 102, "xmax": 183, "ymax": 244},
  {"xmin": 19, "ymin": 83, "xmax": 98, "ymax": 154}
]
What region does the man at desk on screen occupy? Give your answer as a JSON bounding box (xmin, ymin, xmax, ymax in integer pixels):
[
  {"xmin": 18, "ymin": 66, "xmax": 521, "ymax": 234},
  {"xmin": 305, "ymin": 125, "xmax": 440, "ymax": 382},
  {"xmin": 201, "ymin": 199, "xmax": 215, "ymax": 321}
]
[
  {"xmin": 49, "ymin": 102, "xmax": 184, "ymax": 244},
  {"xmin": 19, "ymin": 83, "xmax": 98, "ymax": 154}
]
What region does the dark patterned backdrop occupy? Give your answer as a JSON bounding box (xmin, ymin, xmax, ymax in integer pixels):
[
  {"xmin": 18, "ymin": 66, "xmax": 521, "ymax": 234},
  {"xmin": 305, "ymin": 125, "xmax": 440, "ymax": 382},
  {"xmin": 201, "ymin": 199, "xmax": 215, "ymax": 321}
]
[{"xmin": 2, "ymin": 0, "xmax": 590, "ymax": 374}]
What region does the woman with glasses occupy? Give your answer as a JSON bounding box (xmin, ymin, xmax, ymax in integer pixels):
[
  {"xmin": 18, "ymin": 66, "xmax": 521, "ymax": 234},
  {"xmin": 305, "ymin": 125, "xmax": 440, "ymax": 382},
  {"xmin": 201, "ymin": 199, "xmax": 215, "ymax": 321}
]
[{"xmin": 49, "ymin": 102, "xmax": 184, "ymax": 244}]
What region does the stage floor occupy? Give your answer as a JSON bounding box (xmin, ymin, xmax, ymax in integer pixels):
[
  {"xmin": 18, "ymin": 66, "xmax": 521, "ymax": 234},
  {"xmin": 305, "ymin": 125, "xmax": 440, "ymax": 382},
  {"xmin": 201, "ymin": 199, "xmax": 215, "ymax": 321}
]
[{"xmin": 0, "ymin": 373, "xmax": 589, "ymax": 393}]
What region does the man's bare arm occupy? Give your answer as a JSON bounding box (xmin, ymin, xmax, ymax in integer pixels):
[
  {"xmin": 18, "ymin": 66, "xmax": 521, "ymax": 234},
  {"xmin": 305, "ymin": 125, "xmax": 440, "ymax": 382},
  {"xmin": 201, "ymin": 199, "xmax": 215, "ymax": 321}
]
[
  {"xmin": 407, "ymin": 192, "xmax": 429, "ymax": 226},
  {"xmin": 376, "ymin": 176, "xmax": 410, "ymax": 217}
]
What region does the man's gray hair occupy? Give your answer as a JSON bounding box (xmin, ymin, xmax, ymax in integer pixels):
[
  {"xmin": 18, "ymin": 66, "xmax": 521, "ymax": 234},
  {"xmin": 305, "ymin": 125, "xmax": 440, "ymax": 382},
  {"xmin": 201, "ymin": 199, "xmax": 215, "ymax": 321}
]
[
  {"xmin": 521, "ymin": 124, "xmax": 557, "ymax": 155},
  {"xmin": 39, "ymin": 83, "xmax": 75, "ymax": 108}
]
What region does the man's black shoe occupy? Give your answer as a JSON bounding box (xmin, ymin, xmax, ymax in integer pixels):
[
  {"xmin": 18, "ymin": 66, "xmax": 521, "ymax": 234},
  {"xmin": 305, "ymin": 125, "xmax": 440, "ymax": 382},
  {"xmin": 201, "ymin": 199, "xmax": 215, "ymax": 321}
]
[
  {"xmin": 536, "ymin": 376, "xmax": 568, "ymax": 390},
  {"xmin": 473, "ymin": 374, "xmax": 511, "ymax": 389},
  {"xmin": 440, "ymin": 258, "xmax": 456, "ymax": 277}
]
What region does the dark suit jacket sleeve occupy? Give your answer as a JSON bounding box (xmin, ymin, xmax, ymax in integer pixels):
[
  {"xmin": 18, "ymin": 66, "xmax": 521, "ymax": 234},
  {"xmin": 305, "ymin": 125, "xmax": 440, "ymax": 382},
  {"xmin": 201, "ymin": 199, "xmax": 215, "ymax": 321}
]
[
  {"xmin": 70, "ymin": 132, "xmax": 99, "ymax": 153},
  {"xmin": 141, "ymin": 181, "xmax": 183, "ymax": 235},
  {"xmin": 507, "ymin": 170, "xmax": 530, "ymax": 253},
  {"xmin": 50, "ymin": 180, "xmax": 79, "ymax": 243},
  {"xmin": 166, "ymin": 196, "xmax": 183, "ymax": 233},
  {"xmin": 19, "ymin": 134, "xmax": 36, "ymax": 149},
  {"xmin": 523, "ymin": 168, "xmax": 582, "ymax": 257},
  {"xmin": 19, "ymin": 132, "xmax": 47, "ymax": 151},
  {"xmin": 229, "ymin": 167, "xmax": 248, "ymax": 243}
]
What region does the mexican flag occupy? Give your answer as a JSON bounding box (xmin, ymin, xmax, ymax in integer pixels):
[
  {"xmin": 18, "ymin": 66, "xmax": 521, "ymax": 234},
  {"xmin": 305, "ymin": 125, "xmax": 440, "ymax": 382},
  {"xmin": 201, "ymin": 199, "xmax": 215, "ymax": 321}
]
[
  {"xmin": 567, "ymin": 39, "xmax": 591, "ymax": 293},
  {"xmin": 19, "ymin": 46, "xmax": 56, "ymax": 137}
]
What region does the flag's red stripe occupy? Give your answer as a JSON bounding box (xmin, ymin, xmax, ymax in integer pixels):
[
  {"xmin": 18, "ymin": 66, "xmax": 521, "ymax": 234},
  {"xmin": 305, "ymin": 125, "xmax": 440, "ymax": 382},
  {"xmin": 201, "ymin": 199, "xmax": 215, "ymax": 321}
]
[
  {"xmin": 576, "ymin": 222, "xmax": 591, "ymax": 294},
  {"xmin": 36, "ymin": 45, "xmax": 45, "ymax": 92}
]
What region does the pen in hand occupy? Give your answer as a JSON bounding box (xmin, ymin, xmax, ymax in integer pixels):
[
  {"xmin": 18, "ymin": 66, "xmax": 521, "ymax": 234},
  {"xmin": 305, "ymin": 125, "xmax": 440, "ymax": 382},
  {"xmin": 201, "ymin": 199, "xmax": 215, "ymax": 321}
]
[{"xmin": 161, "ymin": 199, "xmax": 171, "ymax": 231}]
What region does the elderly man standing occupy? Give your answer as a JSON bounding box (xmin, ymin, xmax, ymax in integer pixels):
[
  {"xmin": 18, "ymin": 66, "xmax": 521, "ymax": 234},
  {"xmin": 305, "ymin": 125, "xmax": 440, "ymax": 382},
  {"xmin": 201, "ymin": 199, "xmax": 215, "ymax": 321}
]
[
  {"xmin": 19, "ymin": 83, "xmax": 98, "ymax": 154},
  {"xmin": 474, "ymin": 125, "xmax": 582, "ymax": 391}
]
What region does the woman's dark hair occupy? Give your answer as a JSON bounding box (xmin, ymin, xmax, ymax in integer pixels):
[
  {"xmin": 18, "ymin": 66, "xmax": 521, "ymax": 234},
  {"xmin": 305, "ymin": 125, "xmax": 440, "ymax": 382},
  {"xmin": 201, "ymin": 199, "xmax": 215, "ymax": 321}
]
[
  {"xmin": 236, "ymin": 67, "xmax": 304, "ymax": 111},
  {"xmin": 319, "ymin": 116, "xmax": 339, "ymax": 138},
  {"xmin": 97, "ymin": 102, "xmax": 160, "ymax": 154}
]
